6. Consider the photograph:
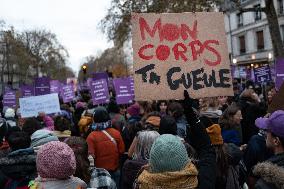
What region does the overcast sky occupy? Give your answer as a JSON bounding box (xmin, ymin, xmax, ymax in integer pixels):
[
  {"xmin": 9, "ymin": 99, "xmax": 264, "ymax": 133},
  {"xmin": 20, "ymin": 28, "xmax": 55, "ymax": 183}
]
[{"xmin": 0, "ymin": 0, "xmax": 113, "ymax": 74}]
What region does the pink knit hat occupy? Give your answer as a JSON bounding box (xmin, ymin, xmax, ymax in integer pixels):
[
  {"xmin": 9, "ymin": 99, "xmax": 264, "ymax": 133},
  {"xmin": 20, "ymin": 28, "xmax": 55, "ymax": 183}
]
[
  {"xmin": 127, "ymin": 103, "xmax": 140, "ymax": 117},
  {"xmin": 36, "ymin": 141, "xmax": 76, "ymax": 179}
]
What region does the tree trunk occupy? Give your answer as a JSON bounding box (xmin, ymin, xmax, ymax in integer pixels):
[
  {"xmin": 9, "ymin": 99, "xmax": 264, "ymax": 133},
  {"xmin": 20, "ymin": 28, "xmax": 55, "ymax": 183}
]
[{"xmin": 265, "ymin": 0, "xmax": 284, "ymax": 58}]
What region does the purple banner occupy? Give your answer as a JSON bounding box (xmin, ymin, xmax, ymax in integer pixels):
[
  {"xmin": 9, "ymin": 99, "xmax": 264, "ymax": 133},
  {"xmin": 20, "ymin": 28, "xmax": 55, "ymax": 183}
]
[
  {"xmin": 50, "ymin": 80, "xmax": 61, "ymax": 94},
  {"xmin": 113, "ymin": 78, "xmax": 134, "ymax": 104},
  {"xmin": 34, "ymin": 77, "xmax": 50, "ymax": 96},
  {"xmin": 61, "ymin": 84, "xmax": 75, "ymax": 103},
  {"xmin": 21, "ymin": 85, "xmax": 34, "ymax": 97},
  {"xmin": 254, "ymin": 64, "xmax": 271, "ymax": 83},
  {"xmin": 3, "ymin": 90, "xmax": 16, "ymax": 108},
  {"xmin": 90, "ymin": 79, "xmax": 109, "ymax": 105},
  {"xmin": 92, "ymin": 72, "xmax": 109, "ymax": 81},
  {"xmin": 276, "ymin": 58, "xmax": 284, "ymax": 90}
]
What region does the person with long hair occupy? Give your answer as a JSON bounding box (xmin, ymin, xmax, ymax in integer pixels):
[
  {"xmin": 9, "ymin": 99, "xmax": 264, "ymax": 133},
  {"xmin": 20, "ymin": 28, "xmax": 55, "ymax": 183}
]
[
  {"xmin": 219, "ymin": 104, "xmax": 243, "ymax": 146},
  {"xmin": 121, "ymin": 131, "xmax": 160, "ymax": 189},
  {"xmin": 237, "ymin": 88, "xmax": 266, "ymax": 144},
  {"xmin": 66, "ymin": 136, "xmax": 116, "ymax": 189}
]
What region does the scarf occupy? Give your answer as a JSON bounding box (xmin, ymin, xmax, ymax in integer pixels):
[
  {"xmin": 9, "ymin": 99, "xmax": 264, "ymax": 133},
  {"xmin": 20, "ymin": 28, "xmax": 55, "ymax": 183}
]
[
  {"xmin": 91, "ymin": 120, "xmax": 112, "ymax": 131},
  {"xmin": 137, "ymin": 162, "xmax": 198, "ymax": 189}
]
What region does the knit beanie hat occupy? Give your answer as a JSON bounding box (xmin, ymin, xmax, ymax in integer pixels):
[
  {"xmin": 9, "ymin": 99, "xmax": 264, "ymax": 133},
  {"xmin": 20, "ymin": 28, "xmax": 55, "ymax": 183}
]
[
  {"xmin": 127, "ymin": 103, "xmax": 140, "ymax": 117},
  {"xmin": 36, "ymin": 141, "xmax": 76, "ymax": 179},
  {"xmin": 149, "ymin": 134, "xmax": 189, "ymax": 173},
  {"xmin": 5, "ymin": 108, "xmax": 15, "ymax": 118},
  {"xmin": 206, "ymin": 124, "xmax": 224, "ymax": 145},
  {"xmin": 93, "ymin": 106, "xmax": 110, "ymax": 123},
  {"xmin": 30, "ymin": 129, "xmax": 59, "ymax": 147}
]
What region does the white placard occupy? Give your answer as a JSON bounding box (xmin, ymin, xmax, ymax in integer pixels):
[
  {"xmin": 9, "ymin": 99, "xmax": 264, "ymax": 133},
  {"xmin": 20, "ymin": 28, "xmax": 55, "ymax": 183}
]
[{"xmin": 19, "ymin": 93, "xmax": 60, "ymax": 118}]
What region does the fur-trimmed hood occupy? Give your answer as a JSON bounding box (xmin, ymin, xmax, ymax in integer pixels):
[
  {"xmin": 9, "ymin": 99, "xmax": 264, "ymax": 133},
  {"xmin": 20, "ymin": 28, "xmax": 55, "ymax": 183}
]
[{"xmin": 253, "ymin": 162, "xmax": 284, "ymax": 189}]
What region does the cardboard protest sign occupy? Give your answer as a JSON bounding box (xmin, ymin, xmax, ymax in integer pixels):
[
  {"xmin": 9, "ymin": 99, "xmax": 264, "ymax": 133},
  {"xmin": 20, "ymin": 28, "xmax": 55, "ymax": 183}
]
[
  {"xmin": 19, "ymin": 93, "xmax": 60, "ymax": 118},
  {"xmin": 276, "ymin": 58, "xmax": 284, "ymax": 90},
  {"xmin": 3, "ymin": 90, "xmax": 16, "ymax": 108},
  {"xmin": 90, "ymin": 79, "xmax": 110, "ymax": 105},
  {"xmin": 20, "ymin": 85, "xmax": 34, "ymax": 97},
  {"xmin": 61, "ymin": 84, "xmax": 75, "ymax": 103},
  {"xmin": 34, "ymin": 77, "xmax": 50, "ymax": 96},
  {"xmin": 254, "ymin": 64, "xmax": 271, "ymax": 83},
  {"xmin": 268, "ymin": 82, "xmax": 284, "ymax": 113},
  {"xmin": 132, "ymin": 12, "xmax": 233, "ymax": 100},
  {"xmin": 113, "ymin": 78, "xmax": 134, "ymax": 104},
  {"xmin": 50, "ymin": 80, "xmax": 61, "ymax": 94}
]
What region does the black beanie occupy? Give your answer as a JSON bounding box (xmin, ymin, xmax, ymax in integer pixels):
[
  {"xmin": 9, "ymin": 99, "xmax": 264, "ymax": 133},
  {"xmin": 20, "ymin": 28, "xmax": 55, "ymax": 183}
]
[{"xmin": 93, "ymin": 106, "xmax": 110, "ymax": 123}]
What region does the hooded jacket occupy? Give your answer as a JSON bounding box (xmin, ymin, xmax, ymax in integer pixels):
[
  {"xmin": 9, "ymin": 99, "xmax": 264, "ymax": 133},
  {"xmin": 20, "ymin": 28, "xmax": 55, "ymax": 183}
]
[{"xmin": 253, "ymin": 153, "xmax": 284, "ymax": 189}]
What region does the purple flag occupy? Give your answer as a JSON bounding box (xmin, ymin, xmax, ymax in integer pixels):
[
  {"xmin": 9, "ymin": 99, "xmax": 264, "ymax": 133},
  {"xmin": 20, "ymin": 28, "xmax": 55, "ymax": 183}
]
[
  {"xmin": 21, "ymin": 85, "xmax": 34, "ymax": 97},
  {"xmin": 253, "ymin": 64, "xmax": 271, "ymax": 83},
  {"xmin": 61, "ymin": 84, "xmax": 75, "ymax": 103},
  {"xmin": 50, "ymin": 80, "xmax": 61, "ymax": 94},
  {"xmin": 3, "ymin": 90, "xmax": 16, "ymax": 108},
  {"xmin": 113, "ymin": 78, "xmax": 134, "ymax": 104},
  {"xmin": 90, "ymin": 79, "xmax": 109, "ymax": 105},
  {"xmin": 276, "ymin": 58, "xmax": 284, "ymax": 90},
  {"xmin": 34, "ymin": 77, "xmax": 50, "ymax": 96}
]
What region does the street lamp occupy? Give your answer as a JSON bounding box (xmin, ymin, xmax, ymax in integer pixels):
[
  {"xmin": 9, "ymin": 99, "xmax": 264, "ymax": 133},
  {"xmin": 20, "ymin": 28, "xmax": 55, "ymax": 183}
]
[
  {"xmin": 268, "ymin": 53, "xmax": 273, "ymax": 60},
  {"xmin": 233, "ymin": 58, "xmax": 237, "ymax": 64}
]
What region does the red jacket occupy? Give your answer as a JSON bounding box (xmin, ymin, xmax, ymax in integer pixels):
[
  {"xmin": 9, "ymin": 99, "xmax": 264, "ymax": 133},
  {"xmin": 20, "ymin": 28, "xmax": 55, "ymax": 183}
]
[{"xmin": 86, "ymin": 128, "xmax": 125, "ymax": 171}]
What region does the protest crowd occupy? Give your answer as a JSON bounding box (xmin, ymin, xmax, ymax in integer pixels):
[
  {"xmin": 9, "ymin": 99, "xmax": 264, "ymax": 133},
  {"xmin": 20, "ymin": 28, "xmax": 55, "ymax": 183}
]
[
  {"xmin": 0, "ymin": 76, "xmax": 283, "ymax": 189},
  {"xmin": 0, "ymin": 11, "xmax": 284, "ymax": 189}
]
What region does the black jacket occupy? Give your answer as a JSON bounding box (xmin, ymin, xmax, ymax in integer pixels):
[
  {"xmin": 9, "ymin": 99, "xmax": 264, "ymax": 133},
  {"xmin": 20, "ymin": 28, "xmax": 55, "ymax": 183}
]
[
  {"xmin": 184, "ymin": 107, "xmax": 216, "ymax": 189},
  {"xmin": 121, "ymin": 159, "xmax": 148, "ymax": 189},
  {"xmin": 0, "ymin": 147, "xmax": 37, "ymax": 188},
  {"xmin": 237, "ymin": 97, "xmax": 266, "ymax": 144}
]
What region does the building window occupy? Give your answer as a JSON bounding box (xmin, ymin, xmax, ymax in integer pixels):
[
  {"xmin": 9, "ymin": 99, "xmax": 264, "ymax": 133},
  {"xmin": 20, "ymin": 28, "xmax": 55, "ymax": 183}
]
[
  {"xmin": 239, "ymin": 35, "xmax": 246, "ymax": 54},
  {"xmin": 237, "ymin": 13, "xmax": 243, "ymax": 27},
  {"xmin": 255, "ymin": 4, "xmax": 262, "ymax": 21},
  {"xmin": 278, "ymin": 0, "xmax": 284, "ymax": 14},
  {"xmin": 256, "ymin": 31, "xmax": 264, "ymax": 50}
]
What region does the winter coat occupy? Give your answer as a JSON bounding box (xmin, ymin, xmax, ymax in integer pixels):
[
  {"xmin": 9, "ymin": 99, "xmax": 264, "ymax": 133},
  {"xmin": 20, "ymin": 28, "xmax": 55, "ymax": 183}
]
[
  {"xmin": 237, "ymin": 97, "xmax": 266, "ymax": 144},
  {"xmin": 243, "ymin": 133, "xmax": 272, "ymax": 175},
  {"xmin": 0, "ymin": 148, "xmax": 36, "ymax": 188},
  {"xmin": 176, "ymin": 116, "xmax": 187, "ymax": 139},
  {"xmin": 253, "ymin": 153, "xmax": 284, "ymax": 189},
  {"xmin": 86, "ymin": 128, "xmax": 125, "ymax": 171},
  {"xmin": 137, "ymin": 162, "xmax": 198, "ymax": 189},
  {"xmin": 121, "ymin": 159, "xmax": 148, "ymax": 189},
  {"xmin": 221, "ymin": 129, "xmax": 241, "ymax": 146},
  {"xmin": 31, "ymin": 176, "xmax": 87, "ymax": 189},
  {"xmin": 184, "ymin": 107, "xmax": 217, "ymax": 189}
]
